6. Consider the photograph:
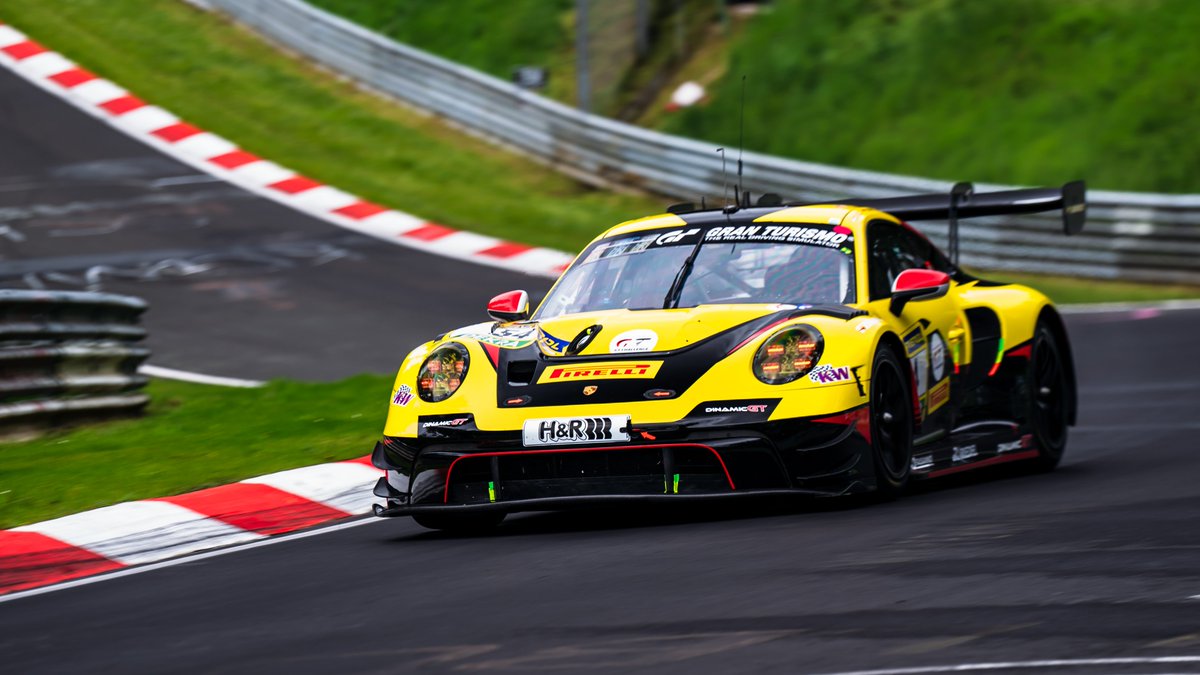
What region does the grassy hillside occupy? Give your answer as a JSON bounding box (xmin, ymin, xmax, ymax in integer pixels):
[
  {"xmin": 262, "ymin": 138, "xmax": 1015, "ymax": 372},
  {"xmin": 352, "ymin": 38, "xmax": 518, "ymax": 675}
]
[
  {"xmin": 663, "ymin": 0, "xmax": 1200, "ymax": 193},
  {"xmin": 308, "ymin": 0, "xmax": 578, "ymax": 104}
]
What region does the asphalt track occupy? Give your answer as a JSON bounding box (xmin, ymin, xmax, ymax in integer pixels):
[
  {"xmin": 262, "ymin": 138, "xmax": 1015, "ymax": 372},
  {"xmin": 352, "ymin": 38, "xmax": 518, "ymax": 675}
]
[
  {"xmin": 3, "ymin": 50, "xmax": 1200, "ymax": 675},
  {"xmin": 0, "ymin": 65, "xmax": 552, "ymax": 381}
]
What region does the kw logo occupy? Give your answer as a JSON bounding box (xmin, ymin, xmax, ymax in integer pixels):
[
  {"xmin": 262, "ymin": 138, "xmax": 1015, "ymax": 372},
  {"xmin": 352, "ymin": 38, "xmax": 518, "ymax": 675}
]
[{"xmin": 537, "ymin": 361, "xmax": 662, "ymax": 384}]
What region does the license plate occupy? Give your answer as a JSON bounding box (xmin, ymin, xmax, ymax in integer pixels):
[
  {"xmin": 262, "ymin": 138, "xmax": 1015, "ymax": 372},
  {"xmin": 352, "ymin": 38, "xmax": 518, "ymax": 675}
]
[{"xmin": 521, "ymin": 415, "xmax": 630, "ymax": 447}]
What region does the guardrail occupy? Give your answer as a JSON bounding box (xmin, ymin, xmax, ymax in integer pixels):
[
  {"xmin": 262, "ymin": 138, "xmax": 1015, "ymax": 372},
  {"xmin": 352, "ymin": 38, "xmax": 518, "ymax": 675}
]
[
  {"xmin": 192, "ymin": 0, "xmax": 1200, "ymax": 285},
  {"xmin": 0, "ymin": 290, "xmax": 150, "ymax": 440}
]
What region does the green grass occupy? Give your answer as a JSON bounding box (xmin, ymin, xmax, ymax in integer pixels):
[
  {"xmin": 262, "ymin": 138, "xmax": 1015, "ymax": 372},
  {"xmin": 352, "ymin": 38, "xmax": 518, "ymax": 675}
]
[
  {"xmin": 0, "ymin": 0, "xmax": 661, "ymax": 254},
  {"xmin": 307, "ymin": 0, "xmax": 579, "ymax": 105},
  {"xmin": 976, "ymin": 271, "xmax": 1200, "ymax": 305},
  {"xmin": 0, "ymin": 376, "xmax": 391, "ymax": 529},
  {"xmin": 663, "ymin": 0, "xmax": 1200, "ymax": 193}
]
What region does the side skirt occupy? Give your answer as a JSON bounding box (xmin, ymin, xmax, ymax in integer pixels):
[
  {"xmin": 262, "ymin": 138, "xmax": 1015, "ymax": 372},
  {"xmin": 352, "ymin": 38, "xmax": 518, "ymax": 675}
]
[{"xmin": 909, "ymin": 421, "xmax": 1037, "ymax": 478}]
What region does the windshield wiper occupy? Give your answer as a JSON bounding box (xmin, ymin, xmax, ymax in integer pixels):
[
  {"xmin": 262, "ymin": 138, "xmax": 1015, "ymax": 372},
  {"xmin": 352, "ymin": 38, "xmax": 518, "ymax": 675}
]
[{"xmin": 662, "ymin": 235, "xmax": 706, "ymax": 309}]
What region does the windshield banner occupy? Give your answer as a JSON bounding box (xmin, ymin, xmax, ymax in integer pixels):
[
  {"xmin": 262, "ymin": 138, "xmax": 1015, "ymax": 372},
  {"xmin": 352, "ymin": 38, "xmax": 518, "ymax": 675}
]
[{"xmin": 703, "ymin": 224, "xmax": 853, "ymax": 249}]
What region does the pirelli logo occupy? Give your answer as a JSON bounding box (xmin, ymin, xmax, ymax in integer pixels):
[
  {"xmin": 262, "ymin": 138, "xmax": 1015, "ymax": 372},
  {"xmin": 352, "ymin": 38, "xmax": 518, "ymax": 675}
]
[{"xmin": 537, "ymin": 361, "xmax": 662, "ymax": 384}]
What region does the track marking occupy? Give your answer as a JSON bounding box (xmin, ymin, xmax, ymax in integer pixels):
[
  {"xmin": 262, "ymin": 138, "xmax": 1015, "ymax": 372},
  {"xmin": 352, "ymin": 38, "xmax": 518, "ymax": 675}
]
[
  {"xmin": 1060, "ymin": 299, "xmax": 1200, "ymax": 314},
  {"xmin": 1074, "ymin": 423, "xmax": 1200, "ymax": 432},
  {"xmin": 809, "ymin": 656, "xmax": 1200, "ymax": 675},
  {"xmin": 139, "ymin": 364, "xmax": 265, "ymax": 388},
  {"xmin": 885, "ymin": 624, "xmax": 1035, "ymax": 656},
  {"xmin": 0, "ymin": 516, "xmax": 386, "ymax": 604},
  {"xmin": 1151, "ymin": 634, "xmax": 1200, "ymax": 648}
]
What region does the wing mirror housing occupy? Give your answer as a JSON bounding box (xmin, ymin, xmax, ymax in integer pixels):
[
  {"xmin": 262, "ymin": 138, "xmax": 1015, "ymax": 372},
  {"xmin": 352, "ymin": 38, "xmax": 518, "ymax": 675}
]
[
  {"xmin": 889, "ymin": 269, "xmax": 950, "ymax": 315},
  {"xmin": 487, "ymin": 290, "xmax": 530, "ymax": 322}
]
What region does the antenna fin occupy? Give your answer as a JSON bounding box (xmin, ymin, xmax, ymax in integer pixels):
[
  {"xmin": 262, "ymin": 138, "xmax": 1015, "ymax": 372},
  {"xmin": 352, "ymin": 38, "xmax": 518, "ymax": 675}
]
[{"xmin": 737, "ymin": 75, "xmax": 746, "ymax": 204}]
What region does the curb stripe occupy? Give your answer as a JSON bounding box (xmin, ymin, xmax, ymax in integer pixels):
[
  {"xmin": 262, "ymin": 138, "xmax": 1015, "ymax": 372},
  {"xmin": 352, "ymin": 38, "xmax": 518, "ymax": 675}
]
[
  {"xmin": 479, "ymin": 241, "xmax": 535, "ymax": 259},
  {"xmin": 1, "ymin": 39, "xmax": 45, "ymax": 60},
  {"xmin": 98, "ymin": 94, "xmax": 146, "ymax": 115},
  {"xmin": 209, "ymin": 149, "xmax": 261, "ymax": 169},
  {"xmin": 402, "ymin": 222, "xmax": 456, "ymax": 241},
  {"xmin": 48, "ymin": 66, "xmax": 95, "ymax": 88},
  {"xmin": 0, "ymin": 531, "xmax": 124, "ymax": 594},
  {"xmin": 333, "ymin": 200, "xmax": 389, "ymax": 220},
  {"xmin": 267, "ymin": 175, "xmax": 322, "ymax": 194},
  {"xmin": 1, "ymin": 455, "xmax": 380, "ymax": 595},
  {"xmin": 156, "ymin": 483, "xmax": 350, "ymax": 536},
  {"xmin": 151, "ymin": 121, "xmax": 203, "ymax": 143}
]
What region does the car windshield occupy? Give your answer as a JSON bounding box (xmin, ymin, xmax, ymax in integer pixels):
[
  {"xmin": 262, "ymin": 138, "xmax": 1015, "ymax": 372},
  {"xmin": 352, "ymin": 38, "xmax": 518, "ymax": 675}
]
[{"xmin": 535, "ymin": 224, "xmax": 857, "ymax": 320}]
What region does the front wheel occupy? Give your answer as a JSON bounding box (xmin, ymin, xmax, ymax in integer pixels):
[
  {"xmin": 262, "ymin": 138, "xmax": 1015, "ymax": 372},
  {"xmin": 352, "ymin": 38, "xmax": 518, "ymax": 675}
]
[
  {"xmin": 412, "ymin": 511, "xmax": 506, "ymax": 533},
  {"xmin": 870, "ymin": 345, "xmax": 915, "ymax": 499},
  {"xmin": 1028, "ymin": 320, "xmax": 1070, "ymax": 471}
]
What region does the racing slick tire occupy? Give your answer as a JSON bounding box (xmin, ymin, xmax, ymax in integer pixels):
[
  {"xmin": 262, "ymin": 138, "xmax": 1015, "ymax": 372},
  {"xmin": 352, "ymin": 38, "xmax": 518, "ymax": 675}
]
[
  {"xmin": 1027, "ymin": 320, "xmax": 1069, "ymax": 472},
  {"xmin": 413, "ymin": 511, "xmax": 506, "ymax": 533},
  {"xmin": 869, "ymin": 345, "xmax": 915, "ymax": 500}
]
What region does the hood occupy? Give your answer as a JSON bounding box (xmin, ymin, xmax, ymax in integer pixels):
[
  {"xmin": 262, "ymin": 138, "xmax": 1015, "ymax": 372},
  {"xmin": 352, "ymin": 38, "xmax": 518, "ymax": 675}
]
[{"xmin": 532, "ymin": 305, "xmax": 794, "ymax": 357}]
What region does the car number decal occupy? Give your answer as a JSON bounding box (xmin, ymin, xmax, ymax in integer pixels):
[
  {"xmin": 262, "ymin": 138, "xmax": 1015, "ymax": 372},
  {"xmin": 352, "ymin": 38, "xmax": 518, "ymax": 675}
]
[{"xmin": 522, "ymin": 415, "xmax": 631, "ymax": 446}]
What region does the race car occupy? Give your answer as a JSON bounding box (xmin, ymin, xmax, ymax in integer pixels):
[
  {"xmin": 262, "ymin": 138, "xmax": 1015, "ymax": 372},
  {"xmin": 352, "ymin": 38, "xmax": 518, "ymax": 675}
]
[{"xmin": 371, "ymin": 181, "xmax": 1085, "ymax": 531}]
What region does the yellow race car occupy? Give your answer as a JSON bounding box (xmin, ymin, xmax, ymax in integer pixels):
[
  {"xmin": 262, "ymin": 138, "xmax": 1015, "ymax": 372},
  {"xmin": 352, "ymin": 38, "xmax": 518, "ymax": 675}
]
[{"xmin": 371, "ymin": 182, "xmax": 1086, "ymax": 531}]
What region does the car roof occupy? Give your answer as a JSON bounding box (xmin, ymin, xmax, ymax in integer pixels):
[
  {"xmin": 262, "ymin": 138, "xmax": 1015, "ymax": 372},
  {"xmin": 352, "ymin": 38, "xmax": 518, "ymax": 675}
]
[{"xmin": 598, "ymin": 204, "xmax": 902, "ymax": 241}]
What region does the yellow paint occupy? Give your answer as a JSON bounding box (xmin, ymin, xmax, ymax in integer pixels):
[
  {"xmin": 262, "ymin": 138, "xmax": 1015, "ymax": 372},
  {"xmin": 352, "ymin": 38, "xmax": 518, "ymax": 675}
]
[{"xmin": 382, "ymin": 204, "xmax": 1057, "ymax": 438}]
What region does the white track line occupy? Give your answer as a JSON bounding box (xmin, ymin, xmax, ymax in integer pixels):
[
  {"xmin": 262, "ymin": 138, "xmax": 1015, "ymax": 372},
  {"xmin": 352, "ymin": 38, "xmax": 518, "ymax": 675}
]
[
  {"xmin": 809, "ymin": 656, "xmax": 1200, "ymax": 675},
  {"xmin": 1060, "ymin": 299, "xmax": 1200, "ymax": 314},
  {"xmin": 139, "ymin": 364, "xmax": 265, "ymax": 388},
  {"xmin": 0, "ymin": 517, "xmax": 386, "ymax": 605}
]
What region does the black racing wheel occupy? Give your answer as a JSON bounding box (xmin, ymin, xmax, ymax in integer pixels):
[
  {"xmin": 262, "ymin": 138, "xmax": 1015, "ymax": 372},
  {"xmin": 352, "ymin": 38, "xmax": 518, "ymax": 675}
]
[
  {"xmin": 1028, "ymin": 320, "xmax": 1070, "ymax": 471},
  {"xmin": 870, "ymin": 345, "xmax": 915, "ymax": 499}
]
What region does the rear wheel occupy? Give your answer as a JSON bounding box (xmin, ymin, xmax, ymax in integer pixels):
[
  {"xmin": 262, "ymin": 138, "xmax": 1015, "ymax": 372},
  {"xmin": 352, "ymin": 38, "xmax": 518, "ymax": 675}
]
[
  {"xmin": 870, "ymin": 345, "xmax": 914, "ymax": 499},
  {"xmin": 1028, "ymin": 321, "xmax": 1069, "ymax": 471},
  {"xmin": 412, "ymin": 511, "xmax": 506, "ymax": 533}
]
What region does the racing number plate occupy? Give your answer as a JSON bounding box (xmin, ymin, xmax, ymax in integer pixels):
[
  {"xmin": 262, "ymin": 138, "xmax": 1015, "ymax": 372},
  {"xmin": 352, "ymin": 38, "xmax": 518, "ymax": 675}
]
[{"xmin": 521, "ymin": 415, "xmax": 631, "ymax": 447}]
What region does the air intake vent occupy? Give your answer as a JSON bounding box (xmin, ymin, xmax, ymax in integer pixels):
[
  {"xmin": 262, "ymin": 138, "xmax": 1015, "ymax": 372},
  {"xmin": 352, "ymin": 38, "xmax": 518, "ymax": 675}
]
[{"xmin": 507, "ymin": 360, "xmax": 536, "ymax": 385}]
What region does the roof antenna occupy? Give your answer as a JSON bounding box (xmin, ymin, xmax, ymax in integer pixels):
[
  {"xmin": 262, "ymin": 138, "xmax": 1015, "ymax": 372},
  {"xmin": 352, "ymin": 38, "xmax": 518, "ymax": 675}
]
[
  {"xmin": 717, "ymin": 147, "xmax": 729, "ymax": 209},
  {"xmin": 737, "ymin": 75, "xmax": 746, "ymax": 207}
]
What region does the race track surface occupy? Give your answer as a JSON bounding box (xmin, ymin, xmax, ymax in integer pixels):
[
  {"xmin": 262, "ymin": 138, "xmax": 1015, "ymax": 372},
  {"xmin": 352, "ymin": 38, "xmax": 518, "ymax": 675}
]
[
  {"xmin": 3, "ymin": 47, "xmax": 1199, "ymax": 675},
  {"xmin": 0, "ymin": 66, "xmax": 551, "ymax": 380},
  {"xmin": 2, "ymin": 311, "xmax": 1198, "ymax": 672}
]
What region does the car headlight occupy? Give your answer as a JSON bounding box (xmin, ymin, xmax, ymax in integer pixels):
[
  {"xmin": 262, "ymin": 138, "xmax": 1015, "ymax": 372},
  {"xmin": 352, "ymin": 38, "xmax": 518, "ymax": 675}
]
[
  {"xmin": 417, "ymin": 343, "xmax": 470, "ymax": 402},
  {"xmin": 752, "ymin": 326, "xmax": 823, "ymax": 384}
]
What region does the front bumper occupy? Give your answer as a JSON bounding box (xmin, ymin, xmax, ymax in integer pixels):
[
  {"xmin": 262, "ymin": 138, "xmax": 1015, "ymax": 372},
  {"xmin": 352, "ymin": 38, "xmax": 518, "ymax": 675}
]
[{"xmin": 371, "ymin": 410, "xmax": 875, "ymax": 514}]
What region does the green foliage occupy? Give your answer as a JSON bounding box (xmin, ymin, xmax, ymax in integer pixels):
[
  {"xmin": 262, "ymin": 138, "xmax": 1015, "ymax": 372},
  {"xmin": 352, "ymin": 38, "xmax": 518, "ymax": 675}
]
[
  {"xmin": 309, "ymin": 0, "xmax": 574, "ymax": 83},
  {"xmin": 0, "ymin": 376, "xmax": 393, "ymax": 528},
  {"xmin": 975, "ymin": 270, "xmax": 1200, "ymax": 305},
  {"xmin": 663, "ymin": 0, "xmax": 1200, "ymax": 193}
]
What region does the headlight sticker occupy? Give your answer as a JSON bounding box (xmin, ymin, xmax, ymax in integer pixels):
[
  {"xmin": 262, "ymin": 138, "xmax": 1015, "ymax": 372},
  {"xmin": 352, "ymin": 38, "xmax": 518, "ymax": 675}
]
[{"xmin": 392, "ymin": 384, "xmax": 414, "ymax": 406}]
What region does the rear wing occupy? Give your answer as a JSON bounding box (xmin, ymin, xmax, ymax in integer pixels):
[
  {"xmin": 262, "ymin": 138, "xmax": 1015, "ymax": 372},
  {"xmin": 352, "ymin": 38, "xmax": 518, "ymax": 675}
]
[
  {"xmin": 826, "ymin": 180, "xmax": 1087, "ymax": 267},
  {"xmin": 837, "ymin": 180, "xmax": 1087, "ymax": 236}
]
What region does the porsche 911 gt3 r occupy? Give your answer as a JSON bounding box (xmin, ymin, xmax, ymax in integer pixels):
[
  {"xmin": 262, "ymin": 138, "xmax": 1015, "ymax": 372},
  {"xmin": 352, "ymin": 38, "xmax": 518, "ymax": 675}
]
[{"xmin": 371, "ymin": 182, "xmax": 1086, "ymax": 531}]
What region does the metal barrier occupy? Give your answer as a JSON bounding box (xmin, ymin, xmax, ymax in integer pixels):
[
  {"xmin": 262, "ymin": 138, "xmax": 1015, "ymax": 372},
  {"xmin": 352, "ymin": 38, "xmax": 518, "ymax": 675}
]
[
  {"xmin": 192, "ymin": 0, "xmax": 1200, "ymax": 285},
  {"xmin": 0, "ymin": 290, "xmax": 150, "ymax": 439}
]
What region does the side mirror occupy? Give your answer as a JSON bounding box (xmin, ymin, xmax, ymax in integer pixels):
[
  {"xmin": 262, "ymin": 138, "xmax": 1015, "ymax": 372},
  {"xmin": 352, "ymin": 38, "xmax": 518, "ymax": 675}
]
[
  {"xmin": 487, "ymin": 290, "xmax": 530, "ymax": 322},
  {"xmin": 889, "ymin": 269, "xmax": 950, "ymax": 315}
]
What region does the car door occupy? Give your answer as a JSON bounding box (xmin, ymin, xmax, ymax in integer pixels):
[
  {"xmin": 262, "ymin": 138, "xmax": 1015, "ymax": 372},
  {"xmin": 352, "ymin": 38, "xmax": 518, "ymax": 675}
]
[{"xmin": 863, "ymin": 220, "xmax": 966, "ymax": 442}]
